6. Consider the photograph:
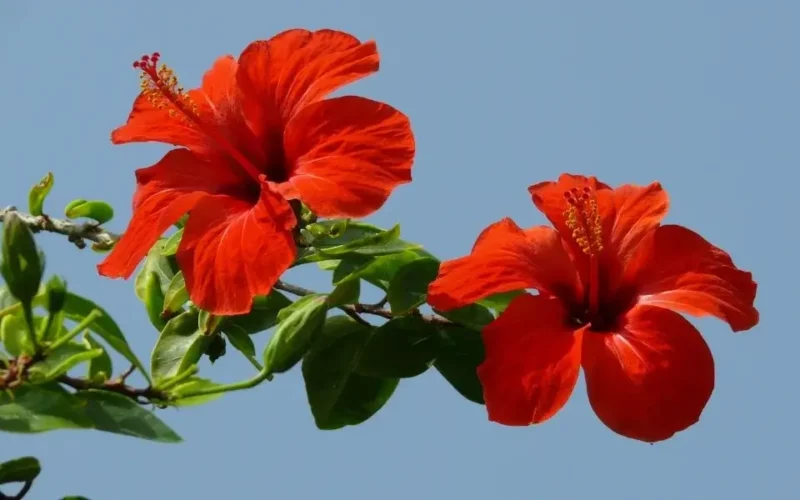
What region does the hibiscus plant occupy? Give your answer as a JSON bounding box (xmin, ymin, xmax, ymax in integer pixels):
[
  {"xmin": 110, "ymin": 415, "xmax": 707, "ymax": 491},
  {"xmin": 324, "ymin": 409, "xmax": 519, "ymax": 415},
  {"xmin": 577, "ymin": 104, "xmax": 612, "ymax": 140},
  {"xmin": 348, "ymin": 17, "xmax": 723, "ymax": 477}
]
[{"xmin": 0, "ymin": 29, "xmax": 758, "ymax": 499}]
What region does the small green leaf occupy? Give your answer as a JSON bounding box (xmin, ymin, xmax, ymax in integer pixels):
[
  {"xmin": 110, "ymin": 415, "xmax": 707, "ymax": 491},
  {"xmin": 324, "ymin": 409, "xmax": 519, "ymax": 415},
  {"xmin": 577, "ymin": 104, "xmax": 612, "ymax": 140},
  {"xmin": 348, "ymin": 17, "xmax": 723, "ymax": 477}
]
[
  {"xmin": 297, "ymin": 223, "xmax": 422, "ymax": 264},
  {"xmin": 263, "ymin": 294, "xmax": 328, "ymax": 374},
  {"xmin": 327, "ymin": 279, "xmax": 360, "ymax": 307},
  {"xmin": 134, "ymin": 240, "xmax": 177, "ymax": 302},
  {"xmin": 162, "ymin": 271, "xmax": 189, "ymax": 317},
  {"xmin": 74, "ymin": 390, "xmax": 182, "ymax": 443},
  {"xmin": 0, "ymin": 285, "xmax": 18, "ymax": 309},
  {"xmin": 0, "ymin": 383, "xmax": 92, "ymax": 433},
  {"xmin": 83, "ymin": 334, "xmax": 113, "ymax": 381},
  {"xmin": 224, "ymin": 329, "xmax": 255, "ymax": 357},
  {"xmin": 161, "ymin": 228, "xmax": 183, "ymax": 256},
  {"xmin": 302, "ymin": 316, "xmax": 398, "ymax": 430},
  {"xmin": 64, "ymin": 199, "xmax": 114, "ymax": 225},
  {"xmin": 28, "ymin": 172, "xmax": 54, "ymax": 217},
  {"xmin": 168, "ymin": 377, "xmax": 224, "ymax": 407},
  {"xmin": 151, "ymin": 309, "xmax": 209, "ymax": 384},
  {"xmin": 28, "ymin": 343, "xmax": 103, "ymax": 382},
  {"xmin": 478, "ymin": 290, "xmax": 523, "ymax": 314},
  {"xmin": 434, "ymin": 325, "xmax": 486, "ymax": 404},
  {"xmin": 387, "ymin": 258, "xmax": 440, "ymax": 314},
  {"xmin": 1, "ymin": 314, "xmax": 33, "ymax": 357},
  {"xmin": 204, "ymin": 334, "xmax": 226, "ymax": 364},
  {"xmin": 142, "ymin": 270, "xmax": 167, "ymax": 331},
  {"xmin": 356, "ymin": 316, "xmax": 439, "ymax": 378},
  {"xmin": 332, "ymin": 251, "xmax": 426, "ymax": 290},
  {"xmin": 1, "ymin": 212, "xmax": 44, "ymax": 305},
  {"xmin": 221, "ymin": 291, "xmax": 292, "ymax": 335},
  {"xmin": 0, "ymin": 456, "xmax": 41, "ymax": 485},
  {"xmin": 436, "ymin": 303, "xmax": 495, "ymax": 331},
  {"xmin": 61, "ymin": 292, "xmax": 149, "ymax": 384}
]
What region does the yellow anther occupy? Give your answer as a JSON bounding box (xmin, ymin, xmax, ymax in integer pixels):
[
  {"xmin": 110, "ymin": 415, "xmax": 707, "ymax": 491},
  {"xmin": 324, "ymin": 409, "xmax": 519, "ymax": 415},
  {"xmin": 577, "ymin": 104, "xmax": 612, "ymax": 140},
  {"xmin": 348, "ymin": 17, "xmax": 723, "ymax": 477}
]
[{"xmin": 562, "ymin": 188, "xmax": 604, "ymax": 255}]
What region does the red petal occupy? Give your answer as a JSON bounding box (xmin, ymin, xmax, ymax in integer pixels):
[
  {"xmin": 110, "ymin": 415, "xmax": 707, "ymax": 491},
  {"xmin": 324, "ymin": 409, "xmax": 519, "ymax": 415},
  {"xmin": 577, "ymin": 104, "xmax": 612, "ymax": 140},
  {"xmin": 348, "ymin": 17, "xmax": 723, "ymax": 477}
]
[
  {"xmin": 97, "ymin": 150, "xmax": 231, "ymax": 279},
  {"xmin": 528, "ymin": 173, "xmax": 611, "ymax": 231},
  {"xmin": 582, "ymin": 305, "xmax": 715, "ymax": 442},
  {"xmin": 278, "ymin": 96, "xmax": 414, "ymax": 217},
  {"xmin": 177, "ymin": 183, "xmax": 297, "ymax": 315},
  {"xmin": 478, "ymin": 294, "xmax": 583, "ymax": 425},
  {"xmin": 427, "ymin": 219, "xmax": 580, "ymax": 311},
  {"xmin": 626, "ymin": 225, "xmax": 758, "ymax": 332},
  {"xmin": 237, "ymin": 29, "xmax": 378, "ymax": 136},
  {"xmin": 605, "ymin": 181, "xmax": 669, "ymax": 263}
]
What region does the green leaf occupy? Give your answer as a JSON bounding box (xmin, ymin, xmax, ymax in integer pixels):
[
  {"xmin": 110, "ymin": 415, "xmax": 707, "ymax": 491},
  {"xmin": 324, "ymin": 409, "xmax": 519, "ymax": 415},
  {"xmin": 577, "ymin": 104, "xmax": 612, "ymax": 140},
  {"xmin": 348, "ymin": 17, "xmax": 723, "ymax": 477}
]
[
  {"xmin": 263, "ymin": 295, "xmax": 328, "ymax": 374},
  {"xmin": 28, "ymin": 172, "xmax": 54, "ymax": 217},
  {"xmin": 224, "ymin": 329, "xmax": 255, "ymax": 358},
  {"xmin": 0, "ymin": 286, "xmax": 18, "ymax": 309},
  {"xmin": 74, "ymin": 390, "xmax": 181, "ymax": 443},
  {"xmin": 63, "ymin": 199, "xmax": 114, "ymax": 225},
  {"xmin": 478, "ymin": 290, "xmax": 523, "ymax": 314},
  {"xmin": 162, "ymin": 271, "xmax": 189, "ymax": 317},
  {"xmin": 356, "ymin": 316, "xmax": 439, "ymax": 378},
  {"xmin": 436, "ymin": 303, "xmax": 495, "ymax": 331},
  {"xmin": 302, "ymin": 316, "xmax": 398, "ymax": 430},
  {"xmin": 221, "ymin": 290, "xmax": 291, "ymax": 335},
  {"xmin": 434, "ymin": 325, "xmax": 486, "ymax": 404},
  {"xmin": 0, "ymin": 456, "xmax": 41, "ymax": 485},
  {"xmin": 327, "ymin": 279, "xmax": 360, "ymax": 307},
  {"xmin": 151, "ymin": 309, "xmax": 209, "ymax": 384},
  {"xmin": 61, "ymin": 497, "xmax": 90, "ymax": 500},
  {"xmin": 0, "ymin": 383, "xmax": 92, "ymax": 433},
  {"xmin": 61, "ymin": 292, "xmax": 149, "ymax": 384},
  {"xmin": 332, "ymin": 251, "xmax": 425, "ymax": 290},
  {"xmin": 1, "ymin": 314, "xmax": 32, "ymax": 357},
  {"xmin": 161, "ymin": 228, "xmax": 183, "ymax": 256},
  {"xmin": 168, "ymin": 377, "xmax": 225, "ymax": 407},
  {"xmin": 27, "ymin": 343, "xmax": 103, "ymax": 382},
  {"xmin": 297, "ymin": 223, "xmax": 422, "ymax": 264},
  {"xmin": 1, "ymin": 212, "xmax": 43, "ymax": 305},
  {"xmin": 83, "ymin": 334, "xmax": 113, "ymax": 381},
  {"xmin": 387, "ymin": 258, "xmax": 440, "ymax": 314},
  {"xmin": 134, "ymin": 240, "xmax": 177, "ymax": 302}
]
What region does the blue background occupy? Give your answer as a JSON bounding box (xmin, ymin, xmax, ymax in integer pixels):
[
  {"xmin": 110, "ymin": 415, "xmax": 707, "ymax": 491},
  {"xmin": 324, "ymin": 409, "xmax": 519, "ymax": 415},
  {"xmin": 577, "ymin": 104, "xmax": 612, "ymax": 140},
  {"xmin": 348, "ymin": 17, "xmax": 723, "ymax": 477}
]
[{"xmin": 1, "ymin": 1, "xmax": 796, "ymax": 498}]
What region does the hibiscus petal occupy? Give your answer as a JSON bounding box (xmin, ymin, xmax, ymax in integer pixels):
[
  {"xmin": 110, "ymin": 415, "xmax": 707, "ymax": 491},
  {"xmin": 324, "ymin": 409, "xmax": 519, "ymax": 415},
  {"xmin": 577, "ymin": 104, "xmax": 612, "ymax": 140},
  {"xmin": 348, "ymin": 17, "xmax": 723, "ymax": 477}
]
[
  {"xmin": 627, "ymin": 224, "xmax": 758, "ymax": 332},
  {"xmin": 279, "ymin": 96, "xmax": 414, "ymax": 217},
  {"xmin": 97, "ymin": 149, "xmax": 235, "ymax": 279},
  {"xmin": 237, "ymin": 28, "xmax": 378, "ymax": 135},
  {"xmin": 427, "ymin": 219, "xmax": 580, "ymax": 311},
  {"xmin": 176, "ymin": 183, "xmax": 297, "ymax": 315},
  {"xmin": 528, "ymin": 173, "xmax": 611, "ymax": 231},
  {"xmin": 606, "ymin": 181, "xmax": 669, "ymax": 263},
  {"xmin": 478, "ymin": 294, "xmax": 583, "ymax": 425},
  {"xmin": 582, "ymin": 305, "xmax": 715, "ymax": 442}
]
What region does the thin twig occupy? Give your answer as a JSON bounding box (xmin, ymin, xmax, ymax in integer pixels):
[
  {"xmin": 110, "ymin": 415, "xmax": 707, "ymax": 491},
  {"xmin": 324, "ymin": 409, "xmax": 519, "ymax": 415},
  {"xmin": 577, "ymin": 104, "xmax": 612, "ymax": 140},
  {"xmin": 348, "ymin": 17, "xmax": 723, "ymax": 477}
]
[
  {"xmin": 58, "ymin": 374, "xmax": 166, "ymax": 405},
  {"xmin": 274, "ymin": 280, "xmax": 453, "ymax": 326},
  {"xmin": 0, "ymin": 206, "xmax": 119, "ymax": 250}
]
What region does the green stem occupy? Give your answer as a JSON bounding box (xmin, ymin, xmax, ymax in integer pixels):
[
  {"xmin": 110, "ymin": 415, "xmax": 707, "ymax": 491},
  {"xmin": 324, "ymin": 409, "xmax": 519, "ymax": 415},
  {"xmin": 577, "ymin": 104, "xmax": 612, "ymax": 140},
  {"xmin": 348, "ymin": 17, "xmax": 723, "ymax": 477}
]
[
  {"xmin": 157, "ymin": 365, "xmax": 199, "ymax": 391},
  {"xmin": 241, "ymin": 351, "xmax": 264, "ymax": 372},
  {"xmin": 47, "ymin": 309, "xmax": 101, "ymax": 352},
  {"xmin": 21, "ymin": 303, "xmax": 39, "ymax": 353},
  {"xmin": 172, "ymin": 366, "xmax": 273, "ymax": 400}
]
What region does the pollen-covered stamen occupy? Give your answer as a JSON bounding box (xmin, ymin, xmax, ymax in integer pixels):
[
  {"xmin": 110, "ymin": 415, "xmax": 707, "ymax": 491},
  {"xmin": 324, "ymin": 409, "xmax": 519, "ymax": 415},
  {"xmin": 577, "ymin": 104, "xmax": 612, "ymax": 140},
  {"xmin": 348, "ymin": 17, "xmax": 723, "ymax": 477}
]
[
  {"xmin": 129, "ymin": 52, "xmax": 264, "ymax": 183},
  {"xmin": 133, "ymin": 52, "xmax": 199, "ymax": 122},
  {"xmin": 562, "ymin": 187, "xmax": 603, "ymax": 256},
  {"xmin": 563, "ymin": 186, "xmax": 604, "ymax": 318}
]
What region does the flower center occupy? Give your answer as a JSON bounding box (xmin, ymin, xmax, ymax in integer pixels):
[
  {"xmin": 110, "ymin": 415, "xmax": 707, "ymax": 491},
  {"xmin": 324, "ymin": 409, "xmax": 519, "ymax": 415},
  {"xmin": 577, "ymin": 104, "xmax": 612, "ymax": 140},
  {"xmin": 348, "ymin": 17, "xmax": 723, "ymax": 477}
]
[{"xmin": 133, "ymin": 53, "xmax": 265, "ymax": 184}]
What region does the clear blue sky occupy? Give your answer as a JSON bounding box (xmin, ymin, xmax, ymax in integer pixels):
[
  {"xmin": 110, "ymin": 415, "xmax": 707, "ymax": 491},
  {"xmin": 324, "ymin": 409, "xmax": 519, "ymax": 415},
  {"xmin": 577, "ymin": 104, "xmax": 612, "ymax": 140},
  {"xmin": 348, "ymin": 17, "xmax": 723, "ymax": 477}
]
[{"xmin": 1, "ymin": 1, "xmax": 797, "ymax": 498}]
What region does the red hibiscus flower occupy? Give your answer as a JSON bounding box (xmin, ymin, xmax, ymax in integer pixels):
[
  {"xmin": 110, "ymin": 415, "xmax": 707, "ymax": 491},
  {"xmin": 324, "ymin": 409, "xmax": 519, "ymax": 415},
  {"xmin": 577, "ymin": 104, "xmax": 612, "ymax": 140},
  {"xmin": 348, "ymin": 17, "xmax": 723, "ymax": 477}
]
[
  {"xmin": 428, "ymin": 174, "xmax": 758, "ymax": 442},
  {"xmin": 97, "ymin": 29, "xmax": 415, "ymax": 315}
]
